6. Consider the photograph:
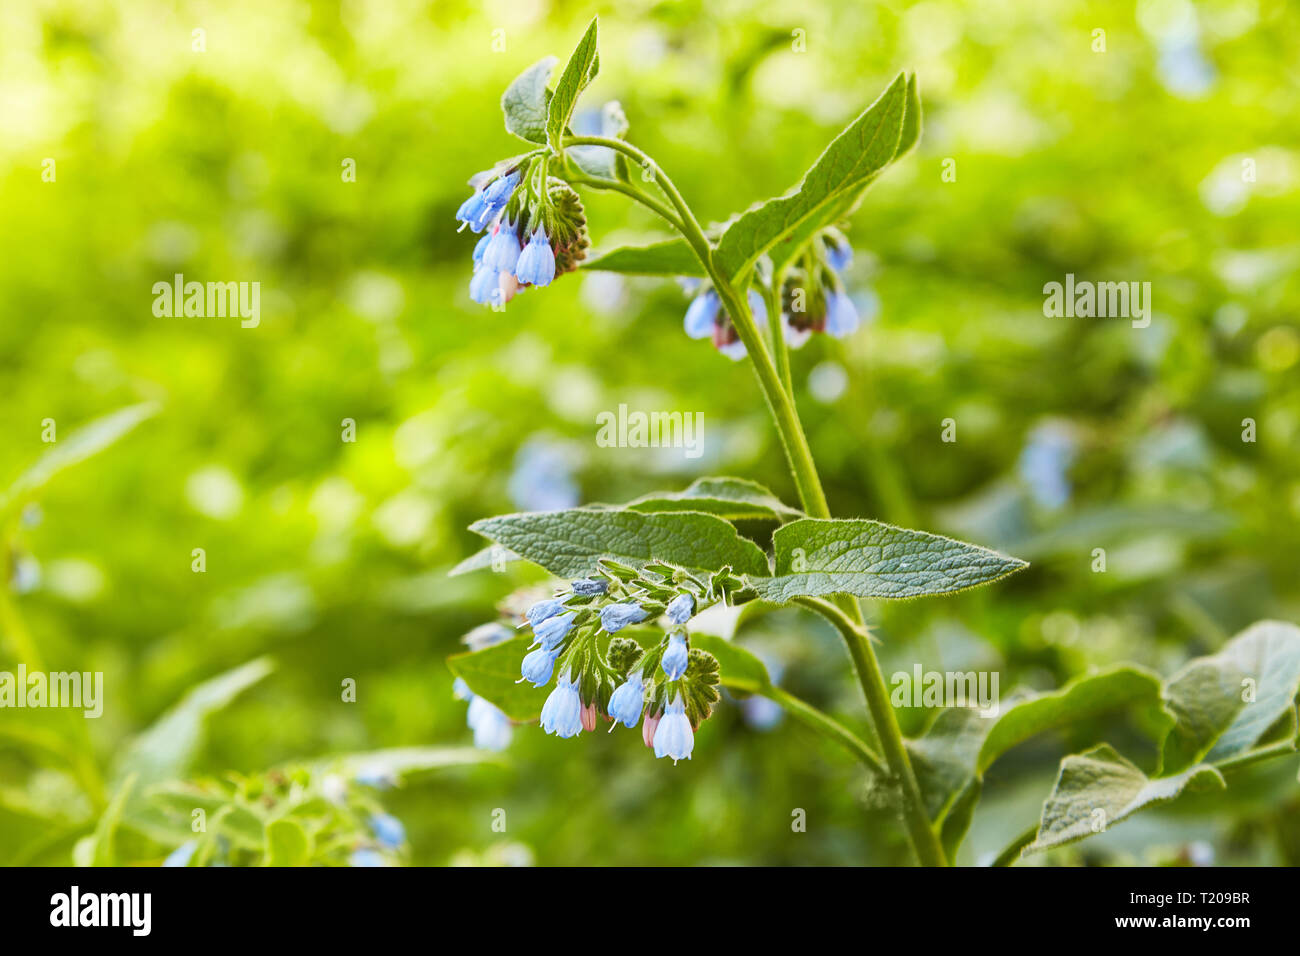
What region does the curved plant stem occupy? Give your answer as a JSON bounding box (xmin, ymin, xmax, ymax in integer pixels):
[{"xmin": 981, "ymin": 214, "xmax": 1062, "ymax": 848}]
[
  {"xmin": 992, "ymin": 823, "xmax": 1038, "ymax": 867},
  {"xmin": 564, "ymin": 134, "xmax": 947, "ymax": 866},
  {"xmin": 562, "ymin": 170, "xmax": 685, "ymax": 233},
  {"xmin": 764, "ymin": 685, "xmax": 885, "ymax": 775}
]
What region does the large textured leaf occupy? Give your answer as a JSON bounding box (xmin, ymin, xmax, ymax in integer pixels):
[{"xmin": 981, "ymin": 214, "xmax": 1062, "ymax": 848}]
[
  {"xmin": 546, "ymin": 17, "xmax": 599, "ymax": 151},
  {"xmin": 768, "ymin": 73, "xmax": 922, "ymax": 274},
  {"xmin": 1160, "ymin": 620, "xmax": 1300, "ymax": 772},
  {"xmin": 977, "ymin": 665, "xmax": 1166, "ymax": 775},
  {"xmin": 1026, "ymin": 745, "xmax": 1223, "ymax": 854},
  {"xmin": 750, "ymin": 518, "xmax": 1026, "ymax": 603},
  {"xmin": 580, "ymin": 237, "xmax": 705, "ymax": 276},
  {"xmin": 501, "ymin": 57, "xmax": 557, "ymax": 144},
  {"xmin": 627, "ymin": 477, "xmax": 801, "ymax": 523},
  {"xmin": 470, "ymin": 508, "xmax": 770, "ymax": 579},
  {"xmin": 2, "ymin": 402, "xmax": 159, "ymax": 515},
  {"xmin": 894, "ymin": 666, "xmax": 1166, "ymax": 857},
  {"xmin": 115, "ymin": 657, "xmax": 274, "ymax": 786},
  {"xmin": 713, "ymin": 73, "xmax": 909, "ymax": 281}
]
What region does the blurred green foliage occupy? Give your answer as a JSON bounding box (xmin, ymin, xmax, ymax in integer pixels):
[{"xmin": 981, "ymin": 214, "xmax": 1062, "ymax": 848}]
[{"xmin": 1, "ymin": 0, "xmax": 1298, "ymax": 865}]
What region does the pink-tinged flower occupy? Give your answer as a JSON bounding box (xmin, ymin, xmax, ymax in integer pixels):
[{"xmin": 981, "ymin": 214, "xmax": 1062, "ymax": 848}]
[
  {"xmin": 581, "ymin": 700, "xmax": 599, "ymax": 732},
  {"xmin": 642, "ymin": 710, "xmax": 662, "ymax": 748}
]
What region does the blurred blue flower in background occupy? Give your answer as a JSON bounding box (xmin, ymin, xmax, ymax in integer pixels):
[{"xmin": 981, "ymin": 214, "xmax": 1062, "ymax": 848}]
[
  {"xmin": 369, "ymin": 812, "xmax": 406, "ymax": 849},
  {"xmin": 1017, "ymin": 422, "xmax": 1077, "ymax": 510},
  {"xmin": 508, "ymin": 438, "xmax": 580, "ymax": 512}
]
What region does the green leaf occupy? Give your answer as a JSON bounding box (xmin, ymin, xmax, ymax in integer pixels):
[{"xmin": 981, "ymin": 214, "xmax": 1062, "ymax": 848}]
[
  {"xmin": 581, "ymin": 237, "xmax": 705, "ymax": 276},
  {"xmin": 501, "ymin": 56, "xmax": 557, "ymax": 144},
  {"xmin": 1, "ymin": 401, "xmax": 159, "ymax": 516},
  {"xmin": 907, "ymin": 706, "xmax": 990, "ymax": 820},
  {"xmin": 115, "ymin": 657, "xmax": 275, "ymax": 786},
  {"xmin": 750, "ymin": 517, "xmax": 1026, "ymax": 603},
  {"xmin": 469, "ymin": 508, "xmax": 770, "ymax": 579},
  {"xmin": 546, "ymin": 17, "xmax": 599, "ymax": 152},
  {"xmin": 712, "ymin": 73, "xmax": 910, "ymax": 281},
  {"xmin": 768, "ymin": 73, "xmax": 922, "ymax": 276},
  {"xmin": 1026, "ymin": 745, "xmax": 1223, "ymax": 854},
  {"xmin": 627, "ymin": 477, "xmax": 801, "ymax": 523},
  {"xmin": 977, "ymin": 665, "xmax": 1166, "ymax": 775},
  {"xmin": 447, "ymin": 635, "xmax": 538, "ymax": 721},
  {"xmin": 690, "ymin": 633, "xmax": 771, "ymax": 694},
  {"xmin": 1160, "ymin": 620, "xmax": 1300, "ymax": 773},
  {"xmin": 895, "ymin": 666, "xmax": 1166, "ymax": 857},
  {"xmin": 264, "ymin": 818, "xmax": 311, "ymax": 867},
  {"xmin": 894, "ymin": 73, "xmax": 923, "ymax": 161}
]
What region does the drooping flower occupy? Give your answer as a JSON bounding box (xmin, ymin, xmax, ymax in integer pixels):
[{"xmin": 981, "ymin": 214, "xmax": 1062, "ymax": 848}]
[
  {"xmin": 456, "ymin": 677, "xmax": 512, "ymax": 751},
  {"xmin": 824, "ymin": 290, "xmax": 860, "ymax": 338},
  {"xmin": 826, "ymin": 237, "xmax": 853, "ymax": 273},
  {"xmin": 642, "ymin": 710, "xmax": 662, "ymax": 748},
  {"xmin": 782, "ymin": 312, "xmax": 813, "ymax": 349},
  {"xmin": 652, "ymin": 694, "xmax": 694, "ymax": 763},
  {"xmin": 540, "ymin": 670, "xmax": 583, "ymax": 738},
  {"xmin": 467, "ymin": 695, "xmax": 513, "ymax": 751},
  {"xmin": 369, "ymin": 812, "xmax": 406, "ymax": 849},
  {"xmin": 600, "ymin": 602, "xmax": 648, "ymax": 633},
  {"xmin": 661, "ymin": 632, "xmax": 689, "ymax": 680},
  {"xmin": 714, "ymin": 289, "xmax": 768, "ymax": 361},
  {"xmin": 607, "ymin": 671, "xmax": 646, "ymax": 728},
  {"xmin": 469, "ymin": 264, "xmax": 500, "ymax": 306},
  {"xmin": 515, "ymin": 228, "xmax": 556, "ymax": 287},
  {"xmin": 482, "ymin": 169, "xmax": 520, "ymax": 208},
  {"xmin": 525, "ymin": 598, "xmax": 568, "ymax": 627},
  {"xmin": 483, "ymin": 219, "xmax": 522, "ymax": 275},
  {"xmin": 533, "ymin": 611, "xmax": 576, "ymax": 650},
  {"xmin": 519, "ymin": 646, "xmax": 560, "ymax": 687},
  {"xmin": 665, "ymin": 593, "xmax": 694, "ymax": 625},
  {"xmin": 455, "ymin": 190, "xmax": 490, "ymax": 233},
  {"xmin": 580, "ymin": 700, "xmax": 599, "ymax": 732},
  {"xmin": 472, "ymin": 232, "xmax": 491, "ymax": 267},
  {"xmin": 683, "ymin": 289, "xmax": 720, "ymax": 339}
]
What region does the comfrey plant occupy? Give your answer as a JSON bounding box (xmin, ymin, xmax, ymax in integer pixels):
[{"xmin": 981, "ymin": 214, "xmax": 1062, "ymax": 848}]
[{"xmin": 447, "ymin": 20, "xmax": 1300, "ymax": 866}]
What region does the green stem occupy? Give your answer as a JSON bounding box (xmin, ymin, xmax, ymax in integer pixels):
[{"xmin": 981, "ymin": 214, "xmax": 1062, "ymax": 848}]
[
  {"xmin": 764, "ymin": 685, "xmax": 885, "ymax": 775},
  {"xmin": 763, "ymin": 274, "xmax": 794, "ymax": 395},
  {"xmin": 562, "ymin": 170, "xmax": 685, "ymax": 233},
  {"xmin": 565, "ymin": 134, "xmax": 946, "ymax": 866},
  {"xmin": 991, "ymin": 824, "xmax": 1038, "ymax": 867}
]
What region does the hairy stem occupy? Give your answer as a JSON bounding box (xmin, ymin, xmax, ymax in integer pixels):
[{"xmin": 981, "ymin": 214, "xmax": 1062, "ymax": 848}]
[
  {"xmin": 764, "ymin": 685, "xmax": 885, "ymax": 775},
  {"xmin": 566, "ymin": 134, "xmax": 946, "ymax": 865}
]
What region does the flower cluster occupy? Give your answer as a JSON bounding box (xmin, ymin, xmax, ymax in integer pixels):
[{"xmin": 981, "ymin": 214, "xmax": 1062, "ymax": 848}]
[
  {"xmin": 457, "ymin": 157, "xmax": 589, "ymax": 309},
  {"xmin": 779, "ymin": 228, "xmax": 863, "ymax": 346},
  {"xmin": 517, "ymin": 563, "xmax": 722, "ymax": 764},
  {"xmin": 682, "ymin": 286, "xmax": 769, "ymax": 360}
]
